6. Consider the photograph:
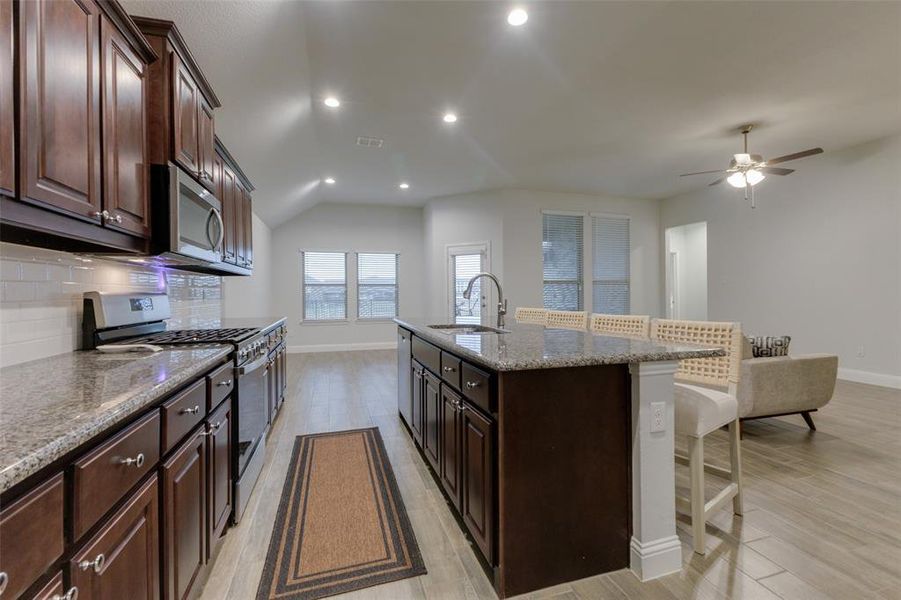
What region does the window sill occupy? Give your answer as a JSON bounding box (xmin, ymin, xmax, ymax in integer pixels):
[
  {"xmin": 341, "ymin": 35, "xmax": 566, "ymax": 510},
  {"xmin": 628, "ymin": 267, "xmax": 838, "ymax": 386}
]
[{"xmin": 300, "ymin": 319, "xmax": 349, "ymax": 325}]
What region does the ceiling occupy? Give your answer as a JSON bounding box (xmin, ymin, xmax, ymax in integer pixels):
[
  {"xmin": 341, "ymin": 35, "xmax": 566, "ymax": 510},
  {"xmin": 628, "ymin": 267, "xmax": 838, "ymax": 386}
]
[{"xmin": 121, "ymin": 1, "xmax": 901, "ymax": 226}]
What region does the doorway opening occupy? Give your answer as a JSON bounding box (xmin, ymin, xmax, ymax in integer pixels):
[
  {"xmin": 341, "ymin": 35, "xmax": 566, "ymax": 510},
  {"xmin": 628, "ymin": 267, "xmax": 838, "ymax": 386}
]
[{"xmin": 664, "ymin": 222, "xmax": 708, "ymax": 320}]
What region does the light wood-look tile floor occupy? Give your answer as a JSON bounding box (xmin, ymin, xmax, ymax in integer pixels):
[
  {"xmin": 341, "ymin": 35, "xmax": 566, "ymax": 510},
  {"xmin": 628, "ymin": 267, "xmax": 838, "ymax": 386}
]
[{"xmin": 198, "ymin": 351, "xmax": 901, "ymax": 600}]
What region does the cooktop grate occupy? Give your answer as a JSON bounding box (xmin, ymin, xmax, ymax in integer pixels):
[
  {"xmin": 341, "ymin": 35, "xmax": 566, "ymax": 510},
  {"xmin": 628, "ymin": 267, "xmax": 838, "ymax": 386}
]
[{"xmin": 128, "ymin": 328, "xmax": 258, "ymax": 345}]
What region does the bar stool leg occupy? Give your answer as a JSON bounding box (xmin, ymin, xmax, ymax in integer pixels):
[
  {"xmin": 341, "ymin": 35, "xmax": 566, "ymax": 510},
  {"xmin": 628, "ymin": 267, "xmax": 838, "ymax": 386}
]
[
  {"xmin": 729, "ymin": 419, "xmax": 743, "ymax": 515},
  {"xmin": 688, "ymin": 435, "xmax": 706, "ymax": 554}
]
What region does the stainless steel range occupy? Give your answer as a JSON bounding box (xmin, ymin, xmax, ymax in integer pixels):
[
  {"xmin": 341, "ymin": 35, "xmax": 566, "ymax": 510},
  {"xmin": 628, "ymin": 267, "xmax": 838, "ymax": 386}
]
[{"xmin": 82, "ymin": 291, "xmax": 286, "ymax": 523}]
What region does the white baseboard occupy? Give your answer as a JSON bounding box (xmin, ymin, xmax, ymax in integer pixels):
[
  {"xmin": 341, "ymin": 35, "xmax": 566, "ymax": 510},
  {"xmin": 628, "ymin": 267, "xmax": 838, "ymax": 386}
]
[
  {"xmin": 837, "ymin": 368, "xmax": 901, "ymax": 390},
  {"xmin": 288, "ymin": 342, "xmax": 397, "ymax": 354}
]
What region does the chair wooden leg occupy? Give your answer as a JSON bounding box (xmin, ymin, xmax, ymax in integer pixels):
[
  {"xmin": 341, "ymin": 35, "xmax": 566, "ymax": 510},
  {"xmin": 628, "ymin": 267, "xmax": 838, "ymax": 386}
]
[
  {"xmin": 801, "ymin": 411, "xmax": 817, "ymax": 431},
  {"xmin": 688, "ymin": 435, "xmax": 706, "ymax": 554},
  {"xmin": 729, "ymin": 419, "xmax": 743, "ymax": 516}
]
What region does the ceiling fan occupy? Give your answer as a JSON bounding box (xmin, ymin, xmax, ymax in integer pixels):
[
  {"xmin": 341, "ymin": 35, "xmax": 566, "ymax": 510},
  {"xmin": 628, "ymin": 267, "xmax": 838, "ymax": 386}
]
[{"xmin": 680, "ymin": 125, "xmax": 823, "ymax": 208}]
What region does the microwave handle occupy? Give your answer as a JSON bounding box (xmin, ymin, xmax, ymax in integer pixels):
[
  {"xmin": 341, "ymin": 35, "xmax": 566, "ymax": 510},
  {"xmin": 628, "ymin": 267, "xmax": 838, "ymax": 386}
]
[{"xmin": 207, "ymin": 207, "xmax": 225, "ymax": 252}]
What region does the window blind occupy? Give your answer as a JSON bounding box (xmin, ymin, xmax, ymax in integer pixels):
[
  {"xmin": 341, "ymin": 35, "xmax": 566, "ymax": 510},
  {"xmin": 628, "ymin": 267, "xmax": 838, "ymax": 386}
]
[
  {"xmin": 592, "ymin": 215, "xmax": 630, "ymax": 314},
  {"xmin": 542, "ymin": 213, "xmax": 584, "ymax": 310},
  {"xmin": 453, "ymin": 253, "xmax": 483, "ymax": 324},
  {"xmin": 357, "ymin": 253, "xmax": 399, "ymax": 319},
  {"xmin": 302, "ymin": 252, "xmax": 347, "ymax": 320}
]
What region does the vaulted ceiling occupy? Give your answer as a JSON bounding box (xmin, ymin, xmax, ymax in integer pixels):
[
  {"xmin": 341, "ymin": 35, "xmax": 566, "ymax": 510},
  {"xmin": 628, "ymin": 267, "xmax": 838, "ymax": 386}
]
[{"xmin": 121, "ymin": 1, "xmax": 901, "ymax": 226}]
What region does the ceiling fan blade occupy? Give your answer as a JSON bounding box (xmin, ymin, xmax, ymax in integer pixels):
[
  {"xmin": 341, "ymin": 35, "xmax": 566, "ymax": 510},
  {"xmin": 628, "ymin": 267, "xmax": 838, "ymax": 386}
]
[
  {"xmin": 762, "ymin": 167, "xmax": 795, "ymax": 176},
  {"xmin": 766, "ymin": 148, "xmax": 823, "ymax": 165},
  {"xmin": 680, "ymin": 169, "xmax": 725, "ymax": 177},
  {"xmin": 708, "ymin": 177, "xmax": 724, "ymax": 186}
]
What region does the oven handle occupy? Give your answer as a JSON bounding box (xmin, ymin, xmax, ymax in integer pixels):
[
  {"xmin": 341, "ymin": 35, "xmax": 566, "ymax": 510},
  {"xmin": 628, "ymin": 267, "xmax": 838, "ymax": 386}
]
[{"xmin": 237, "ymin": 354, "xmax": 268, "ymax": 375}]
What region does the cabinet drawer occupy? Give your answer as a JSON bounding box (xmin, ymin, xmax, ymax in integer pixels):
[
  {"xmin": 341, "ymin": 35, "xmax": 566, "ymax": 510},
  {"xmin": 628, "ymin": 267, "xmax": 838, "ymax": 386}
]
[
  {"xmin": 206, "ymin": 361, "xmax": 234, "ymax": 411},
  {"xmin": 161, "ymin": 379, "xmax": 206, "ymax": 453},
  {"xmin": 461, "ymin": 362, "xmax": 493, "ymax": 414},
  {"xmin": 0, "ymin": 474, "xmax": 64, "ymax": 600},
  {"xmin": 412, "ymin": 336, "xmax": 441, "ymax": 375},
  {"xmin": 440, "ymin": 351, "xmax": 462, "ymax": 390},
  {"xmin": 72, "ymin": 411, "xmax": 160, "ymax": 539}
]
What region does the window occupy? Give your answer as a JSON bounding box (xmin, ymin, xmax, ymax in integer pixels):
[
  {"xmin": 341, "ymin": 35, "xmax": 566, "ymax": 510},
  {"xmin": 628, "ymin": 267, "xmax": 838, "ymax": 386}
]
[
  {"xmin": 302, "ymin": 252, "xmax": 347, "ymax": 320},
  {"xmin": 592, "ymin": 215, "xmax": 630, "ymax": 314},
  {"xmin": 357, "ymin": 253, "xmax": 399, "ymax": 319},
  {"xmin": 542, "ymin": 213, "xmax": 583, "ymax": 310}
]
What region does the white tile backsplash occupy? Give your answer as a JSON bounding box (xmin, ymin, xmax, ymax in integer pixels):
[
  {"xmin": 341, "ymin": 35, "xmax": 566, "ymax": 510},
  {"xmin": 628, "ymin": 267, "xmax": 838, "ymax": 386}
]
[{"xmin": 0, "ymin": 242, "xmax": 223, "ymax": 367}]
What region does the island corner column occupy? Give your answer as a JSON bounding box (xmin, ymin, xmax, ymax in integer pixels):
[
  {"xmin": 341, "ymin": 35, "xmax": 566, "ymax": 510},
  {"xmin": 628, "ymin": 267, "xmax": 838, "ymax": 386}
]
[{"xmin": 627, "ymin": 360, "xmax": 682, "ymax": 581}]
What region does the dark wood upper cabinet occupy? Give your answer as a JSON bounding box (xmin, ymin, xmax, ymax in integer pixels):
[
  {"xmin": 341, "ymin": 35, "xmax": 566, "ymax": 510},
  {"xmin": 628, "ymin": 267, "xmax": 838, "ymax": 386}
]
[
  {"xmin": 100, "ymin": 16, "xmax": 150, "ymax": 238},
  {"xmin": 19, "ymin": 0, "xmax": 103, "ymax": 221},
  {"xmin": 234, "ymin": 180, "xmax": 246, "ymax": 266},
  {"xmin": 0, "ymin": 0, "xmax": 13, "ymax": 198},
  {"xmin": 221, "ymin": 163, "xmax": 237, "ymax": 263},
  {"xmin": 171, "ymin": 53, "xmax": 199, "ymax": 175},
  {"xmin": 241, "ymin": 187, "xmax": 253, "ymax": 268},
  {"xmin": 161, "ymin": 430, "xmax": 206, "ymax": 600},
  {"xmin": 198, "ymin": 97, "xmax": 215, "ymax": 191},
  {"xmin": 71, "ymin": 475, "xmax": 160, "ymax": 600}
]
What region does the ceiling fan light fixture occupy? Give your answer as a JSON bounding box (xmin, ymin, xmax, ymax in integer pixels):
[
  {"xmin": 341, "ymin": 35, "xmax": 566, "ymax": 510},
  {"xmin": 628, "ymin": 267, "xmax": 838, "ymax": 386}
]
[
  {"xmin": 746, "ymin": 169, "xmax": 765, "ymax": 186},
  {"xmin": 733, "ymin": 153, "xmax": 753, "ymax": 166},
  {"xmin": 727, "ymin": 172, "xmax": 746, "ymax": 188}
]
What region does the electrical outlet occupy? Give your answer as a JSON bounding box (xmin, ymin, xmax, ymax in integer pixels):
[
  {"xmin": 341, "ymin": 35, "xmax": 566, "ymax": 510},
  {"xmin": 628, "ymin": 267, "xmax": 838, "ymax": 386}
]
[
  {"xmin": 650, "ymin": 402, "xmax": 666, "ymax": 433},
  {"xmin": 857, "ymin": 345, "xmax": 866, "ymax": 358}
]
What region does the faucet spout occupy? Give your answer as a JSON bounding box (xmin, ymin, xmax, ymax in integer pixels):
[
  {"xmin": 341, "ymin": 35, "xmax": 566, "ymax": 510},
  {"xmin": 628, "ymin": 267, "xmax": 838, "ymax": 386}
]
[{"xmin": 462, "ymin": 272, "xmax": 507, "ymax": 328}]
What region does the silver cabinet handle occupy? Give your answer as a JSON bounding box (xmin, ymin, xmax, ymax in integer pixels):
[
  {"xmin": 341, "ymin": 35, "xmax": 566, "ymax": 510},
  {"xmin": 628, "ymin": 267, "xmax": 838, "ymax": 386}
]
[
  {"xmin": 113, "ymin": 214, "xmax": 122, "ymax": 223},
  {"xmin": 51, "ymin": 587, "xmax": 79, "ymax": 600},
  {"xmin": 179, "ymin": 405, "xmax": 200, "ymax": 415},
  {"xmin": 465, "ymin": 381, "xmax": 480, "ymax": 389},
  {"xmin": 216, "ymin": 380, "xmax": 232, "ymax": 387},
  {"xmin": 79, "ymin": 553, "xmax": 105, "ymax": 573},
  {"xmin": 202, "ymin": 421, "xmax": 223, "ymax": 436},
  {"xmin": 91, "ymin": 210, "xmax": 109, "ymax": 220},
  {"xmin": 0, "ymin": 571, "xmax": 8, "ymax": 595},
  {"xmin": 119, "ymin": 453, "xmax": 144, "ymax": 468},
  {"xmin": 443, "ymin": 366, "xmax": 456, "ymax": 373}
]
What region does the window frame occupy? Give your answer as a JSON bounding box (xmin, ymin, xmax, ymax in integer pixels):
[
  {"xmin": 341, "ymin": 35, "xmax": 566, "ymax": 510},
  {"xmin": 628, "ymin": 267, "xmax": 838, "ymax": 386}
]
[
  {"xmin": 541, "ymin": 210, "xmax": 585, "ymax": 311},
  {"xmin": 356, "ymin": 252, "xmax": 400, "ymax": 321},
  {"xmin": 300, "ymin": 250, "xmax": 349, "ymax": 323}
]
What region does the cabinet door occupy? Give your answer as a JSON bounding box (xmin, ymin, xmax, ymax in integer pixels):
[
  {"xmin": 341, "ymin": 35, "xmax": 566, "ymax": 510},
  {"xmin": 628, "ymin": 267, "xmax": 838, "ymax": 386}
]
[
  {"xmin": 440, "ymin": 386, "xmax": 463, "ymax": 509},
  {"xmin": 71, "ymin": 475, "xmax": 160, "ymax": 600},
  {"xmin": 0, "ymin": 0, "xmax": 13, "ymax": 197},
  {"xmin": 242, "ymin": 190, "xmax": 253, "ymax": 269},
  {"xmin": 234, "ymin": 181, "xmax": 246, "ymax": 266},
  {"xmin": 397, "ymin": 330, "xmax": 413, "ymax": 427},
  {"xmin": 280, "ymin": 348, "xmax": 287, "ymax": 403},
  {"xmin": 171, "ymin": 53, "xmax": 199, "ymax": 175},
  {"xmin": 422, "ymin": 372, "xmax": 441, "ymax": 472},
  {"xmin": 206, "ymin": 401, "xmax": 231, "ymax": 558},
  {"xmin": 410, "ymin": 363, "xmax": 424, "ymax": 446},
  {"xmin": 220, "ymin": 164, "xmax": 237, "ymax": 263},
  {"xmin": 161, "ymin": 430, "xmax": 206, "ymax": 600},
  {"xmin": 20, "ymin": 0, "xmax": 102, "ymax": 220},
  {"xmin": 100, "ymin": 17, "xmax": 149, "ymax": 238},
  {"xmin": 462, "ymin": 405, "xmax": 495, "ymax": 563},
  {"xmin": 197, "ymin": 97, "xmax": 215, "ymax": 191},
  {"xmin": 266, "ymin": 354, "xmax": 277, "ymax": 424}
]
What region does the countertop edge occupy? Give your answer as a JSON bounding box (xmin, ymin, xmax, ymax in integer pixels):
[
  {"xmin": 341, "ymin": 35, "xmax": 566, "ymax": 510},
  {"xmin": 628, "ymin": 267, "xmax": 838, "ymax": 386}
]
[{"xmin": 0, "ymin": 346, "xmax": 232, "ymax": 495}]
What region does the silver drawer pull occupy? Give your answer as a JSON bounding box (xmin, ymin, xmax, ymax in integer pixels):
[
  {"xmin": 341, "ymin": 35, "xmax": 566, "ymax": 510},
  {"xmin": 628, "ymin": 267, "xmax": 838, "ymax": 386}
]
[
  {"xmin": 0, "ymin": 571, "xmax": 8, "ymax": 595},
  {"xmin": 112, "ymin": 214, "xmax": 122, "ymax": 223},
  {"xmin": 443, "ymin": 366, "xmax": 456, "ymax": 373},
  {"xmin": 465, "ymin": 381, "xmax": 480, "ymax": 389},
  {"xmin": 79, "ymin": 553, "xmax": 105, "ymax": 573},
  {"xmin": 179, "ymin": 405, "xmax": 200, "ymax": 415},
  {"xmin": 216, "ymin": 380, "xmax": 232, "ymax": 387},
  {"xmin": 203, "ymin": 421, "xmax": 223, "ymax": 436},
  {"xmin": 51, "ymin": 586, "xmax": 79, "ymax": 600},
  {"xmin": 119, "ymin": 453, "xmax": 144, "ymax": 468}
]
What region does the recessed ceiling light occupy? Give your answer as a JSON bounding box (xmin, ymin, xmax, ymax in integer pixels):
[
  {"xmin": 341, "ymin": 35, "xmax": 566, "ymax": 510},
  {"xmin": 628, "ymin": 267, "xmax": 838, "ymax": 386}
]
[
  {"xmin": 507, "ymin": 8, "xmax": 528, "ymax": 26},
  {"xmin": 442, "ymin": 112, "xmax": 458, "ymax": 124},
  {"xmin": 399, "ymin": 182, "xmax": 410, "ymax": 190},
  {"xmin": 324, "ymin": 177, "xmax": 336, "ymax": 185},
  {"xmin": 323, "ymin": 96, "xmax": 340, "ymax": 108}
]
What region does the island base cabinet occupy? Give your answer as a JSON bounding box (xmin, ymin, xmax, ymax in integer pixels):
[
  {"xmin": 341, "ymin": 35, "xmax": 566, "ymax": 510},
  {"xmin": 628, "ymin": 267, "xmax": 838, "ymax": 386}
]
[
  {"xmin": 397, "ymin": 330, "xmax": 413, "ymax": 427},
  {"xmin": 440, "ymin": 386, "xmax": 463, "ymax": 509},
  {"xmin": 410, "ymin": 362, "xmax": 425, "ymax": 445},
  {"xmin": 422, "ymin": 372, "xmax": 441, "ymax": 472},
  {"xmin": 461, "ymin": 405, "xmax": 495, "ymax": 563},
  {"xmin": 32, "ymin": 571, "xmax": 66, "ymax": 600},
  {"xmin": 70, "ymin": 475, "xmax": 160, "ymax": 600}
]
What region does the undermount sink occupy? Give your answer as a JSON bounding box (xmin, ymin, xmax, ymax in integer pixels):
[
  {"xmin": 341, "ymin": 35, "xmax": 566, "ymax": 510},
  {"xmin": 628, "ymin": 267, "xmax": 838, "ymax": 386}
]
[{"xmin": 427, "ymin": 324, "xmax": 509, "ymax": 334}]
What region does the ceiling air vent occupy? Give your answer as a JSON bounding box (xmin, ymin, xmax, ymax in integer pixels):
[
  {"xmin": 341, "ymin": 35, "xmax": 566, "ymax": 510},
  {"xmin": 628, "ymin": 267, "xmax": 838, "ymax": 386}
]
[{"xmin": 355, "ymin": 136, "xmax": 384, "ymax": 148}]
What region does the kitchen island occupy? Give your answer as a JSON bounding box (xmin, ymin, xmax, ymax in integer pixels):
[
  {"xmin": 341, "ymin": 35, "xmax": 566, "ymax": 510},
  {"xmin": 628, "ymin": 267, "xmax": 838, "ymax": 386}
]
[{"xmin": 395, "ymin": 318, "xmax": 723, "ymax": 598}]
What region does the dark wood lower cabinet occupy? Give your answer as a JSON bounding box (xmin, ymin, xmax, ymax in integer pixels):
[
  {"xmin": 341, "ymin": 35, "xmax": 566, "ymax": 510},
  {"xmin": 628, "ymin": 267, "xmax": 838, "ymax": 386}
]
[
  {"xmin": 161, "ymin": 430, "xmax": 206, "ymax": 600},
  {"xmin": 422, "ymin": 371, "xmax": 441, "ymax": 472},
  {"xmin": 461, "ymin": 404, "xmax": 495, "ymax": 563},
  {"xmin": 440, "ymin": 386, "xmax": 463, "ymax": 509},
  {"xmin": 207, "ymin": 401, "xmax": 232, "ymax": 559},
  {"xmin": 32, "ymin": 571, "xmax": 66, "ymax": 600},
  {"xmin": 410, "ymin": 362, "xmax": 424, "ymax": 445},
  {"xmin": 71, "ymin": 475, "xmax": 160, "ymax": 600}
]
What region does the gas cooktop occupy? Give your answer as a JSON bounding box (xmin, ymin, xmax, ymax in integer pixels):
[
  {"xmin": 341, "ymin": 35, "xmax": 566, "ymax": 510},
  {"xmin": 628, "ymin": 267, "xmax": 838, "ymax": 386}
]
[{"xmin": 126, "ymin": 328, "xmax": 259, "ymax": 346}]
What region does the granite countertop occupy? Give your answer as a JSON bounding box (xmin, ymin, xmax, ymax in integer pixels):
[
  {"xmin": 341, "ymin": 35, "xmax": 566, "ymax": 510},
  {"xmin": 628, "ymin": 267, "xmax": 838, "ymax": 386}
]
[
  {"xmin": 395, "ymin": 317, "xmax": 725, "ymax": 372},
  {"xmin": 0, "ymin": 345, "xmax": 232, "ymax": 494}
]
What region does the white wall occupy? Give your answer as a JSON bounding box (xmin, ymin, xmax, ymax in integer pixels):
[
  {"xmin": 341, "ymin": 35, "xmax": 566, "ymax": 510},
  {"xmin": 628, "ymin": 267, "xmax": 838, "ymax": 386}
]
[
  {"xmin": 424, "ymin": 189, "xmax": 663, "ymax": 320},
  {"xmin": 660, "ymin": 135, "xmax": 901, "ymax": 385},
  {"xmin": 223, "ymin": 214, "xmax": 273, "ymax": 318},
  {"xmin": 665, "ymin": 221, "xmax": 708, "ymax": 320},
  {"xmin": 271, "ymin": 203, "xmax": 425, "ymax": 351}
]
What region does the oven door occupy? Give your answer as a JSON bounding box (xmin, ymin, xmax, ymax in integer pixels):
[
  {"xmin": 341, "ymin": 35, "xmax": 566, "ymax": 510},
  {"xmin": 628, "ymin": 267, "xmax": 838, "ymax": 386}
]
[
  {"xmin": 236, "ymin": 354, "xmax": 269, "ymax": 478},
  {"xmin": 171, "ymin": 164, "xmax": 223, "ymax": 263}
]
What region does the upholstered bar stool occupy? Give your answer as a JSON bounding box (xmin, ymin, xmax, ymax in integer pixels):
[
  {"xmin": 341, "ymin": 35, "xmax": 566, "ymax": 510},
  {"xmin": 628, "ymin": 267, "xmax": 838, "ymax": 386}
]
[
  {"xmin": 590, "ymin": 313, "xmax": 650, "ymax": 337},
  {"xmin": 514, "ymin": 307, "xmax": 549, "ymax": 325},
  {"xmin": 546, "ymin": 310, "xmax": 589, "ymax": 330},
  {"xmin": 651, "ymin": 319, "xmax": 744, "ymax": 554}
]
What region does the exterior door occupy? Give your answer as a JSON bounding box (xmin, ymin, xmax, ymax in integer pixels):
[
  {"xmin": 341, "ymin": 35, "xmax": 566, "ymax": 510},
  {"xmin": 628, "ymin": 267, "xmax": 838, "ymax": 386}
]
[
  {"xmin": 100, "ymin": 17, "xmax": 150, "ymax": 237},
  {"xmin": 440, "ymin": 386, "xmax": 463, "ymax": 508},
  {"xmin": 448, "ymin": 245, "xmax": 488, "ymax": 324},
  {"xmin": 20, "ymin": 0, "xmax": 103, "ymax": 220}
]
